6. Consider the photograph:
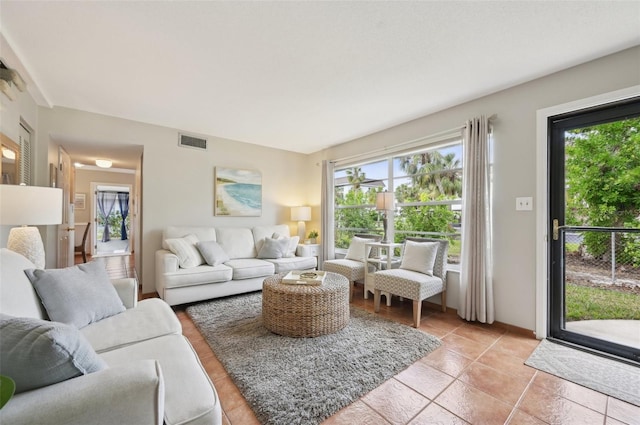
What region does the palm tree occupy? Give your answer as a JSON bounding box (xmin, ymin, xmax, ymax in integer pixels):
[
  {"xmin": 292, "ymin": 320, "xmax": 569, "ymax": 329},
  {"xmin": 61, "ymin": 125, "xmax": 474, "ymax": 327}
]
[{"xmin": 346, "ymin": 167, "xmax": 366, "ymax": 190}]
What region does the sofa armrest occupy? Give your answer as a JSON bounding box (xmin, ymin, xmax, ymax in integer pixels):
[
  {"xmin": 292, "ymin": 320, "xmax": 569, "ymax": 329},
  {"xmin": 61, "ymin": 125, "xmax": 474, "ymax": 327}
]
[
  {"xmin": 0, "ymin": 360, "xmax": 164, "ymax": 425},
  {"xmin": 112, "ymin": 278, "xmax": 138, "ymax": 309},
  {"xmin": 156, "ymin": 249, "xmax": 179, "ymax": 273}
]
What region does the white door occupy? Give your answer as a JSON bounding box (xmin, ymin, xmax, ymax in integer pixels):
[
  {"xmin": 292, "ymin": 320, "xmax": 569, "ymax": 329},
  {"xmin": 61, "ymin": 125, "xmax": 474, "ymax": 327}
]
[{"xmin": 56, "ymin": 147, "xmax": 74, "ymax": 268}]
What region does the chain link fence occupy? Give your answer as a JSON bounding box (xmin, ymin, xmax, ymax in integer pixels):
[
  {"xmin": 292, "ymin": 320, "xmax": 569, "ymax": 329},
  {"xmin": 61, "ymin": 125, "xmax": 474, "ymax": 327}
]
[{"xmin": 565, "ymin": 229, "xmax": 640, "ymax": 293}]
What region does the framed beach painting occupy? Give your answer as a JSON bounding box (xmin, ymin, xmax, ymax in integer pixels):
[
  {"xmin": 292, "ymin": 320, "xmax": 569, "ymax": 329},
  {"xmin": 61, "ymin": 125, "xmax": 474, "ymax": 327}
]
[{"xmin": 214, "ymin": 167, "xmax": 262, "ymax": 216}]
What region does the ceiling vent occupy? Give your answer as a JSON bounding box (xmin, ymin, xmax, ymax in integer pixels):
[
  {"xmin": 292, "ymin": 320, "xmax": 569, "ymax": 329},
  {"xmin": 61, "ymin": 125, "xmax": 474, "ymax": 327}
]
[{"xmin": 178, "ymin": 133, "xmax": 208, "ymax": 151}]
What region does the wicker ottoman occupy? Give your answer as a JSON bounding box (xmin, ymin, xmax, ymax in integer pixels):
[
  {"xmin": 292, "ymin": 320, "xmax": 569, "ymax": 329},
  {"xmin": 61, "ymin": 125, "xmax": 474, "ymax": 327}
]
[{"xmin": 262, "ymin": 272, "xmax": 350, "ymax": 337}]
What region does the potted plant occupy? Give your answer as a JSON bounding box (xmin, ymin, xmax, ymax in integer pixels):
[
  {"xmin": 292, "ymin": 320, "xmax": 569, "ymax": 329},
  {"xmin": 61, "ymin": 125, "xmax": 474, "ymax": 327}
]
[{"xmin": 307, "ymin": 230, "xmax": 319, "ymax": 244}]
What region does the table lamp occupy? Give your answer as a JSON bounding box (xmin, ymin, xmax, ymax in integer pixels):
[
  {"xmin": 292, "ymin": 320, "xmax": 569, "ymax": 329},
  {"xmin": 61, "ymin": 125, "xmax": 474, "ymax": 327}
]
[
  {"xmin": 290, "ymin": 206, "xmax": 311, "ymax": 241},
  {"xmin": 376, "ymin": 191, "xmax": 395, "ymax": 244},
  {"xmin": 0, "ymin": 185, "xmax": 63, "ymax": 268}
]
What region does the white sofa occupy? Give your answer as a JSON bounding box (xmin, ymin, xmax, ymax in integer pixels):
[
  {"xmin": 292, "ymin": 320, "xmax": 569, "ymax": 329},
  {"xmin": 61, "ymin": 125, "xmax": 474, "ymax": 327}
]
[
  {"xmin": 155, "ymin": 224, "xmax": 317, "ymax": 306},
  {"xmin": 0, "ymin": 248, "xmax": 221, "ymax": 425}
]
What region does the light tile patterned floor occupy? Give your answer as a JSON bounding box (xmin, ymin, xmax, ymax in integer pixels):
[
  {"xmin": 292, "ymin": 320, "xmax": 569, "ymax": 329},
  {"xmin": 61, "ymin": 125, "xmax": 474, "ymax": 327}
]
[{"xmin": 95, "ymin": 255, "xmax": 640, "ymax": 425}]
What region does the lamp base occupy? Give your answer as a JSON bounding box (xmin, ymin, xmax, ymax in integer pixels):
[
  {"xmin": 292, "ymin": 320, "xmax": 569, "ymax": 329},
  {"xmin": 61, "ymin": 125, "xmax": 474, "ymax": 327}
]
[
  {"xmin": 7, "ymin": 226, "xmax": 45, "ymax": 269},
  {"xmin": 298, "ymin": 221, "xmax": 306, "ymax": 241}
]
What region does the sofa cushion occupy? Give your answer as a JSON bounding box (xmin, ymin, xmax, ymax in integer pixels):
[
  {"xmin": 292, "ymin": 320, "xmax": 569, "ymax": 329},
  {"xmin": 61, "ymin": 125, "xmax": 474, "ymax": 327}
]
[
  {"xmin": 264, "ymin": 256, "xmax": 318, "ymax": 274},
  {"xmin": 196, "ymin": 241, "xmax": 230, "ymax": 266},
  {"xmin": 162, "ymin": 226, "xmax": 217, "ymax": 249},
  {"xmin": 100, "ymin": 334, "xmax": 220, "ymax": 425},
  {"xmin": 256, "ymin": 237, "xmax": 289, "ymax": 259},
  {"xmin": 165, "ymin": 234, "xmax": 204, "ymax": 268},
  {"xmin": 400, "ymin": 240, "xmax": 438, "ymax": 276},
  {"xmin": 25, "ymin": 260, "xmax": 126, "ymax": 329},
  {"xmin": 216, "ymin": 228, "xmax": 256, "ymax": 259},
  {"xmin": 81, "ymin": 298, "xmax": 182, "ymax": 353},
  {"xmin": 0, "ymin": 248, "xmax": 46, "ymax": 320},
  {"xmin": 344, "ymin": 236, "xmax": 373, "ymax": 262},
  {"xmin": 0, "ymin": 314, "xmax": 107, "ymax": 393},
  {"xmin": 160, "ymin": 264, "xmax": 234, "ymax": 290},
  {"xmin": 224, "ymin": 259, "xmax": 274, "ymax": 280}
]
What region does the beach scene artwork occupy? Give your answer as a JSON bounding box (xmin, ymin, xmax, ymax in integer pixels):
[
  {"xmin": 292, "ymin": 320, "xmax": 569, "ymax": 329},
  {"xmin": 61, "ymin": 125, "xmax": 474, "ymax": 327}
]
[{"xmin": 215, "ymin": 167, "xmax": 262, "ymax": 216}]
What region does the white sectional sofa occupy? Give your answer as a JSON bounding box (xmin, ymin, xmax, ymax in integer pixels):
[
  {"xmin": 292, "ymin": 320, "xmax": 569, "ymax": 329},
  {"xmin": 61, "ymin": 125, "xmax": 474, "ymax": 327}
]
[
  {"xmin": 0, "ymin": 248, "xmax": 221, "ymax": 425},
  {"xmin": 155, "ymin": 224, "xmax": 317, "ymax": 306}
]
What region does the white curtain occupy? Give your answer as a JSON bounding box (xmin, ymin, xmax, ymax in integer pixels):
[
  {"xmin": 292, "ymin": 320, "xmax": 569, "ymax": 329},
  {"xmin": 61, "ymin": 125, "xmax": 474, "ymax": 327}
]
[
  {"xmin": 320, "ymin": 160, "xmax": 335, "ymax": 267},
  {"xmin": 458, "ymin": 115, "xmax": 494, "ymax": 323}
]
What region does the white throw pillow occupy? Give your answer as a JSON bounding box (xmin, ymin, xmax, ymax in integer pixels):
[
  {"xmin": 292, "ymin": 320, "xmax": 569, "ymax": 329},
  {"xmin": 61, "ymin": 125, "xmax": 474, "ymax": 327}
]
[
  {"xmin": 272, "ymin": 233, "xmax": 300, "ymax": 258},
  {"xmin": 344, "ymin": 237, "xmax": 372, "ymax": 262},
  {"xmin": 257, "ymin": 237, "xmax": 289, "ymax": 259},
  {"xmin": 196, "ymin": 240, "xmax": 230, "ymax": 266},
  {"xmin": 400, "ymin": 240, "xmax": 439, "ymax": 276},
  {"xmin": 165, "ymin": 234, "xmax": 204, "ymax": 268}
]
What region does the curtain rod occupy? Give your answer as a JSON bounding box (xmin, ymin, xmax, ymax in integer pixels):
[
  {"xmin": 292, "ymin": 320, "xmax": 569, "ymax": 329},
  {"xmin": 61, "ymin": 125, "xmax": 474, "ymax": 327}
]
[{"xmin": 331, "ymin": 114, "xmax": 497, "ymax": 165}]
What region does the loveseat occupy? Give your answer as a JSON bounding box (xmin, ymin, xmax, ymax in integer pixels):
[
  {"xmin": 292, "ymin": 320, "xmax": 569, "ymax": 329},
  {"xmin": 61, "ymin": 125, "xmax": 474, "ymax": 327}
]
[
  {"xmin": 0, "ymin": 248, "xmax": 221, "ymax": 425},
  {"xmin": 155, "ymin": 224, "xmax": 317, "ymax": 306}
]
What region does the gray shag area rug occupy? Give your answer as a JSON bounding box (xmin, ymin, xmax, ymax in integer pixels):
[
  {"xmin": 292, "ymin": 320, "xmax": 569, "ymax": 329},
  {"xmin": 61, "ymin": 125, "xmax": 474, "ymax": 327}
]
[
  {"xmin": 186, "ymin": 292, "xmax": 442, "ymax": 425},
  {"xmin": 525, "ymin": 339, "xmax": 640, "ymax": 406}
]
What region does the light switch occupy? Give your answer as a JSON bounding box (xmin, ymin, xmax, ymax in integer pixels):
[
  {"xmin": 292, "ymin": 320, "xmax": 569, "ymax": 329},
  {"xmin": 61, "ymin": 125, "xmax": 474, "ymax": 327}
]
[{"xmin": 516, "ymin": 197, "xmax": 533, "ymax": 211}]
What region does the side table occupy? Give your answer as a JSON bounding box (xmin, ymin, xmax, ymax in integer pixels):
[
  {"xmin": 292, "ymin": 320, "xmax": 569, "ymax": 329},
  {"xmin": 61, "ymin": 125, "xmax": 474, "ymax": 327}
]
[
  {"xmin": 296, "ymin": 243, "xmax": 320, "ymax": 268},
  {"xmin": 364, "ymin": 242, "xmax": 402, "ymax": 306}
]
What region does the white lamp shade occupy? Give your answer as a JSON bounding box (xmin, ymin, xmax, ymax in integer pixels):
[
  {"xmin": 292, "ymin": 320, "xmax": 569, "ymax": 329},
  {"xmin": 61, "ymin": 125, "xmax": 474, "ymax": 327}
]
[
  {"xmin": 0, "ymin": 185, "xmax": 63, "ymax": 268},
  {"xmin": 290, "ymin": 206, "xmax": 311, "ymax": 222},
  {"xmin": 0, "ymin": 185, "xmax": 63, "ymax": 225},
  {"xmin": 376, "ymin": 192, "xmax": 395, "ymax": 211}
]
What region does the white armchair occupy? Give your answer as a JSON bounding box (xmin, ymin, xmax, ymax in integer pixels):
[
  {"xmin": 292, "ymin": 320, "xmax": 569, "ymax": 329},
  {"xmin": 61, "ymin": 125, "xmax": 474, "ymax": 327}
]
[{"xmin": 373, "ymin": 237, "xmax": 449, "ymax": 327}]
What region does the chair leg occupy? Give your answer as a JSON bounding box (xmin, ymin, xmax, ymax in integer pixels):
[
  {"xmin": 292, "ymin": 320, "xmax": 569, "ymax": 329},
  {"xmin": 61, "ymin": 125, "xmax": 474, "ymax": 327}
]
[
  {"xmin": 349, "ymin": 281, "xmax": 354, "ymax": 303},
  {"xmin": 441, "ymin": 290, "xmax": 447, "ymax": 312},
  {"xmin": 82, "ymin": 249, "xmax": 87, "ymax": 263},
  {"xmin": 412, "ymin": 300, "xmax": 421, "ymax": 328},
  {"xmin": 374, "ymin": 289, "xmax": 381, "ymax": 312}
]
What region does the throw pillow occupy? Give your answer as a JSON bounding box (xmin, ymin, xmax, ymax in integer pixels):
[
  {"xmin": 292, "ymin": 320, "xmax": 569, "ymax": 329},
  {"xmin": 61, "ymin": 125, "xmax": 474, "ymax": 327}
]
[
  {"xmin": 25, "ymin": 260, "xmax": 126, "ymax": 329},
  {"xmin": 0, "ymin": 314, "xmax": 107, "ymax": 393},
  {"xmin": 400, "ymin": 240, "xmax": 439, "ymax": 276},
  {"xmin": 271, "ymin": 233, "xmax": 300, "ymax": 258},
  {"xmin": 344, "ymin": 236, "xmax": 373, "ymax": 262},
  {"xmin": 165, "ymin": 234, "xmax": 204, "ymax": 268},
  {"xmin": 257, "ymin": 237, "xmax": 289, "ymax": 259},
  {"xmin": 196, "ymin": 240, "xmax": 230, "ymax": 266}
]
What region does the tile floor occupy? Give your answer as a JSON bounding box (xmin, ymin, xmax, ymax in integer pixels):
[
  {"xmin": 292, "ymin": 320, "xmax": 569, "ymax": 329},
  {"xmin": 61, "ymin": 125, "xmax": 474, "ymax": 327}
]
[{"xmin": 96, "ymin": 255, "xmax": 640, "ymax": 425}]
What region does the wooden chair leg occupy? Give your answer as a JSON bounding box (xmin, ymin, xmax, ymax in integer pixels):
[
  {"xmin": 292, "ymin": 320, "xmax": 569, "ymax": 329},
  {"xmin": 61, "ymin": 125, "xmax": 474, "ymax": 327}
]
[
  {"xmin": 374, "ymin": 289, "xmax": 381, "ymax": 312},
  {"xmin": 441, "ymin": 290, "xmax": 447, "ymax": 312},
  {"xmin": 412, "ymin": 300, "xmax": 421, "ymax": 328},
  {"xmin": 349, "ymin": 281, "xmax": 354, "ymax": 303}
]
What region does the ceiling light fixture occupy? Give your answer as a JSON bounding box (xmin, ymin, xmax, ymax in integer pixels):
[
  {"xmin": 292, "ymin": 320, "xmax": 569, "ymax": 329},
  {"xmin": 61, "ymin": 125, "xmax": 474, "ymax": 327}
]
[
  {"xmin": 2, "ymin": 147, "xmax": 16, "ymax": 160},
  {"xmin": 95, "ymin": 159, "xmax": 112, "ymax": 168}
]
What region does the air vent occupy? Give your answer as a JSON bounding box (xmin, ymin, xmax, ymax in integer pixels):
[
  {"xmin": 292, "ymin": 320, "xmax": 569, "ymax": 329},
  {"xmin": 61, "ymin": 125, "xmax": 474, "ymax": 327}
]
[{"xmin": 178, "ymin": 133, "xmax": 208, "ymax": 151}]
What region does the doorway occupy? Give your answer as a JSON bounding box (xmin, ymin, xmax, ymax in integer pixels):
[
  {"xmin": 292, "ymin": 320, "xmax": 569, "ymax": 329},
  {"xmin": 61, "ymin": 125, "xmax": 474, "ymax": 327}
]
[
  {"xmin": 548, "ymin": 97, "xmax": 640, "ymax": 362},
  {"xmin": 92, "ymin": 184, "xmax": 132, "ymax": 257}
]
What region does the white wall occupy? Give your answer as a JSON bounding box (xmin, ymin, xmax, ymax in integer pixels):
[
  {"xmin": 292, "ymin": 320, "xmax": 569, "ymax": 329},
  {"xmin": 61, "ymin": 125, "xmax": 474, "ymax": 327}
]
[
  {"xmin": 36, "ymin": 107, "xmax": 312, "ymax": 293},
  {"xmin": 309, "ymin": 46, "xmax": 640, "ymax": 331}
]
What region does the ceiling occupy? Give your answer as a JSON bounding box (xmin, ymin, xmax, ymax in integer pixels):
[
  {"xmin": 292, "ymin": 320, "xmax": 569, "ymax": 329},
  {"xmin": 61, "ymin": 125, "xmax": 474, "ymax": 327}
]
[{"xmin": 1, "ymin": 1, "xmax": 639, "ymax": 168}]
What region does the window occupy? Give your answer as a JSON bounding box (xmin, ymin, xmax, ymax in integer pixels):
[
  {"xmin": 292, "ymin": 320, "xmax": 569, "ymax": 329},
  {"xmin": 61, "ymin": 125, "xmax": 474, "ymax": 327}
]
[{"xmin": 333, "ymin": 138, "xmax": 462, "ymax": 263}]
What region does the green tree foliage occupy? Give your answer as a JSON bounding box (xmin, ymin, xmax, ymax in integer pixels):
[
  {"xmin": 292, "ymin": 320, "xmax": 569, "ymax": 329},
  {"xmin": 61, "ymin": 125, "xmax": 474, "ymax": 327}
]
[
  {"xmin": 565, "ymin": 118, "xmax": 640, "ymax": 265},
  {"xmin": 335, "ymin": 151, "xmax": 462, "ymax": 251}
]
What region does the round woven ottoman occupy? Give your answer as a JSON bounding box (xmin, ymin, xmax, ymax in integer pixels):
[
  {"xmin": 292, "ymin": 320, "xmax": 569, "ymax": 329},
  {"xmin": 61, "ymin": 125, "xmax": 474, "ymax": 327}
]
[{"xmin": 262, "ymin": 272, "xmax": 350, "ymax": 337}]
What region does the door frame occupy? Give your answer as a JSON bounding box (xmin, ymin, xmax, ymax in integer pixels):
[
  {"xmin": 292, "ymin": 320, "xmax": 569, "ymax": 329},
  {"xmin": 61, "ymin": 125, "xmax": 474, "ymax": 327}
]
[
  {"xmin": 90, "ymin": 182, "xmax": 133, "ymax": 257},
  {"xmin": 535, "ymin": 85, "xmax": 640, "ymax": 340}
]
